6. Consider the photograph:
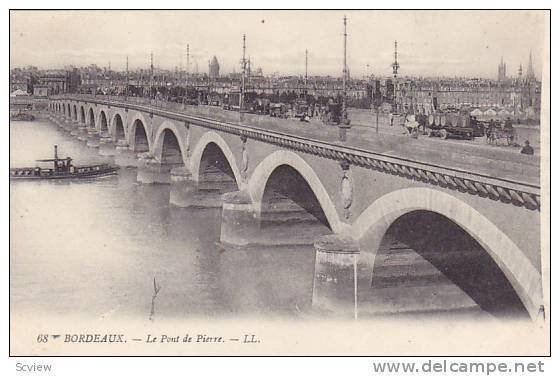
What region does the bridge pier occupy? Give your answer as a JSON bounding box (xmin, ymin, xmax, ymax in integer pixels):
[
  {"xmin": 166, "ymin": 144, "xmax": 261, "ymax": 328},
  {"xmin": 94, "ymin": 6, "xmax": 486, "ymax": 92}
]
[
  {"xmin": 70, "ymin": 124, "xmax": 82, "ymax": 136},
  {"xmin": 98, "ymin": 134, "xmax": 116, "ymax": 156},
  {"xmin": 75, "ymin": 125, "xmax": 89, "ymax": 140},
  {"xmin": 169, "ymin": 169, "xmax": 234, "ymax": 208},
  {"xmin": 169, "ymin": 167, "xmax": 196, "ymax": 207},
  {"xmin": 113, "ymin": 141, "xmax": 141, "ymax": 167},
  {"xmin": 312, "ymin": 234, "xmax": 360, "ymax": 318},
  {"xmin": 115, "ymin": 139, "xmax": 129, "ymax": 152},
  {"xmin": 220, "ymin": 190, "xmax": 261, "ymax": 247},
  {"xmin": 60, "ymin": 117, "xmax": 69, "ymax": 129},
  {"xmin": 86, "ymin": 129, "xmax": 101, "ymax": 148},
  {"xmin": 65, "ymin": 120, "xmax": 78, "ymax": 132},
  {"xmin": 136, "ymin": 155, "xmax": 173, "ymax": 184}
]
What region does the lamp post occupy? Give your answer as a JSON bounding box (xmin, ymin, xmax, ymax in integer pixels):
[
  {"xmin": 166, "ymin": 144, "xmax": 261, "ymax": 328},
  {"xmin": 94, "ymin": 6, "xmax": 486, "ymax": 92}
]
[
  {"xmin": 339, "ymin": 15, "xmax": 351, "ymax": 142},
  {"xmin": 304, "ymin": 49, "xmax": 308, "ymax": 103},
  {"xmin": 240, "ymin": 34, "xmax": 247, "ymax": 113},
  {"xmin": 125, "ymin": 56, "xmax": 129, "ymax": 101}
]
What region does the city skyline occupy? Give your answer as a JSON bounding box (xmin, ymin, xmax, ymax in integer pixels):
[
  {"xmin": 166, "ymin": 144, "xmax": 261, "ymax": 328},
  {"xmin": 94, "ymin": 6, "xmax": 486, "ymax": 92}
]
[{"xmin": 10, "ymin": 10, "xmax": 546, "ymax": 79}]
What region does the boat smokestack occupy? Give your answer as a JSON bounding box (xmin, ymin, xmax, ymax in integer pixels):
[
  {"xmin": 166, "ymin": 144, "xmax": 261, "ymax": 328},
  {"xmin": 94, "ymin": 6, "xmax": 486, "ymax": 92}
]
[{"xmin": 54, "ymin": 145, "xmax": 58, "ymax": 160}]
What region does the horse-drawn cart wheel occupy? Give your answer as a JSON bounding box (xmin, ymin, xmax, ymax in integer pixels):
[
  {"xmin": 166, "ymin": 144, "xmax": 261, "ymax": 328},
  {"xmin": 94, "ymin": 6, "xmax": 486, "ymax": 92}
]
[{"xmin": 440, "ymin": 129, "xmax": 448, "ymax": 140}]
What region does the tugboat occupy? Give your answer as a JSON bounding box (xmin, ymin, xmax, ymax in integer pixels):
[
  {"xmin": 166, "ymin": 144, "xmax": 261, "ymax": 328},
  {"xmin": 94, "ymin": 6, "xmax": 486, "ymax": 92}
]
[{"xmin": 10, "ymin": 145, "xmax": 119, "ymax": 180}]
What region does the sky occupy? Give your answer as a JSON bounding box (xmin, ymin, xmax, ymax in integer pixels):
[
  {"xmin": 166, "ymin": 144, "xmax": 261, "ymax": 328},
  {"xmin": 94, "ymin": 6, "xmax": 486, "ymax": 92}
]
[{"xmin": 10, "ymin": 10, "xmax": 548, "ymax": 79}]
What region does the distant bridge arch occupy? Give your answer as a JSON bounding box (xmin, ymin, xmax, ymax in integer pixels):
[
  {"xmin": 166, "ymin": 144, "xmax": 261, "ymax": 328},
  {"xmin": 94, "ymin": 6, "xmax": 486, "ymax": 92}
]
[
  {"xmin": 87, "ymin": 106, "xmax": 96, "ymax": 128},
  {"xmin": 127, "ymin": 112, "xmax": 151, "ymax": 152},
  {"xmin": 97, "ymin": 109, "xmax": 109, "ymax": 132},
  {"xmin": 152, "ymin": 121, "xmax": 189, "ymax": 165},
  {"xmin": 110, "ymin": 112, "xmax": 127, "ymax": 141},
  {"xmin": 79, "ymin": 105, "xmax": 86, "ymax": 124}
]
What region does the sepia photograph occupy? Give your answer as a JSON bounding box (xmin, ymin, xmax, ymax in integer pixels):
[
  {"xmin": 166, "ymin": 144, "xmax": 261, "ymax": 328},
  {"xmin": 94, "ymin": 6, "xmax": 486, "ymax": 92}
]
[{"xmin": 7, "ymin": 9, "xmax": 550, "ymax": 357}]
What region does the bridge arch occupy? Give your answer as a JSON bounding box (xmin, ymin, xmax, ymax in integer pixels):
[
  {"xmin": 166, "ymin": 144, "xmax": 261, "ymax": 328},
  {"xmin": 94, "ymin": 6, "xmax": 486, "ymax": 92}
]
[
  {"xmin": 128, "ymin": 113, "xmax": 151, "ymax": 152},
  {"xmin": 87, "ymin": 107, "xmax": 96, "ymax": 127},
  {"xmin": 248, "ymin": 150, "xmax": 346, "ymax": 234},
  {"xmin": 351, "ymin": 187, "xmax": 542, "ymax": 319},
  {"xmin": 67, "ymin": 103, "xmax": 71, "ymax": 118},
  {"xmin": 152, "ymin": 121, "xmax": 188, "ymax": 165},
  {"xmin": 110, "ymin": 112, "xmax": 127, "ymax": 141},
  {"xmin": 98, "ymin": 110, "xmax": 109, "ymax": 132},
  {"xmin": 79, "ymin": 105, "xmax": 86, "ymax": 124},
  {"xmin": 73, "ymin": 105, "xmax": 78, "ymax": 121},
  {"xmin": 190, "ymin": 131, "xmax": 241, "ymax": 186}
]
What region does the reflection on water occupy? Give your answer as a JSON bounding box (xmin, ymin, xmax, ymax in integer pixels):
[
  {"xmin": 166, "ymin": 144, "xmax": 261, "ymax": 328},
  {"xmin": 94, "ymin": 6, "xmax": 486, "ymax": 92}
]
[{"xmin": 10, "ymin": 120, "xmax": 316, "ymax": 321}]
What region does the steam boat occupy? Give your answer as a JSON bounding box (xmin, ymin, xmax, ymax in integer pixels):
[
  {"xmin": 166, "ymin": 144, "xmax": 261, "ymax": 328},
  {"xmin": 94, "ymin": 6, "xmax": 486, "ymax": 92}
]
[{"xmin": 10, "ymin": 145, "xmax": 119, "ymax": 180}]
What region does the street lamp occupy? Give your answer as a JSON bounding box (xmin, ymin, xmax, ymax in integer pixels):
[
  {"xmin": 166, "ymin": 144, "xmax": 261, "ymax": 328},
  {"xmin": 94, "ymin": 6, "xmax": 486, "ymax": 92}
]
[{"xmin": 339, "ymin": 15, "xmax": 351, "ymax": 142}]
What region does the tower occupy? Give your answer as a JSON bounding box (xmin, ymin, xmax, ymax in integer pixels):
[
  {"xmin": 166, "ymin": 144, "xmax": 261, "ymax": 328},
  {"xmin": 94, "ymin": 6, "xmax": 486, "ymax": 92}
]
[
  {"xmin": 498, "ymin": 56, "xmax": 507, "ymax": 81},
  {"xmin": 150, "ymin": 52, "xmax": 154, "ymax": 97},
  {"xmin": 126, "ymin": 56, "xmax": 129, "ymax": 96},
  {"xmin": 186, "ymin": 44, "xmax": 190, "ymax": 77},
  {"xmin": 150, "ymin": 52, "xmax": 154, "ymax": 82},
  {"xmin": 342, "ymin": 15, "xmax": 348, "ymax": 113},
  {"xmin": 209, "ymin": 56, "xmax": 220, "ymax": 79},
  {"xmin": 304, "ymin": 49, "xmax": 308, "ymax": 101},
  {"xmin": 392, "ymin": 40, "xmax": 400, "ymax": 111},
  {"xmin": 247, "ymin": 56, "xmax": 251, "ymax": 78},
  {"xmin": 526, "ymin": 50, "xmax": 536, "ymax": 82},
  {"xmin": 240, "ymin": 34, "xmax": 247, "ymax": 111},
  {"xmin": 392, "ymin": 40, "xmax": 400, "ymax": 79}
]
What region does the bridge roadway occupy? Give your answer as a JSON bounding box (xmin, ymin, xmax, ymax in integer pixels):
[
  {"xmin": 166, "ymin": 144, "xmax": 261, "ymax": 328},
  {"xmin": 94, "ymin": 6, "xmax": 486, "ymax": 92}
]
[{"xmin": 48, "ymin": 96, "xmax": 544, "ymax": 320}]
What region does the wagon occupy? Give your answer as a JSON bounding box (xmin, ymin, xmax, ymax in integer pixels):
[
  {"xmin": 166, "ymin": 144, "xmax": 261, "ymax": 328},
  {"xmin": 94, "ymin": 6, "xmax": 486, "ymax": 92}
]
[{"xmin": 427, "ymin": 113, "xmax": 475, "ymax": 140}]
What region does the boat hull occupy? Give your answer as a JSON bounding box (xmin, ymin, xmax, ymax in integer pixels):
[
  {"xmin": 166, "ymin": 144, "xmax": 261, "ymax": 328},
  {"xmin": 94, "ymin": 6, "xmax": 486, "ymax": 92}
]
[{"xmin": 10, "ymin": 167, "xmax": 119, "ymax": 180}]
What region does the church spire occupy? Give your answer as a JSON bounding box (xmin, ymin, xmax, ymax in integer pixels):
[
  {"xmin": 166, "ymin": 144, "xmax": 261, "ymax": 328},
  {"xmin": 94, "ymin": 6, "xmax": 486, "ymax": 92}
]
[
  {"xmin": 498, "ymin": 56, "xmax": 507, "ymax": 81},
  {"xmin": 526, "ymin": 50, "xmax": 535, "ymax": 81}
]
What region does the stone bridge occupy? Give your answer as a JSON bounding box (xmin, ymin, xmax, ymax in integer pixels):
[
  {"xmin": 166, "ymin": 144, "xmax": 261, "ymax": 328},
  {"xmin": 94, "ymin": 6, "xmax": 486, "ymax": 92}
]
[{"xmin": 48, "ymin": 96, "xmax": 543, "ymax": 320}]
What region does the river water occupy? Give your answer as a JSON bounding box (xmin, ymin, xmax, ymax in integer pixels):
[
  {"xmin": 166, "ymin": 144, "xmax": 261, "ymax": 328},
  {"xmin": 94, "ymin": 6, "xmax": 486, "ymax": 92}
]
[{"xmin": 10, "ymin": 119, "xmax": 317, "ymax": 322}]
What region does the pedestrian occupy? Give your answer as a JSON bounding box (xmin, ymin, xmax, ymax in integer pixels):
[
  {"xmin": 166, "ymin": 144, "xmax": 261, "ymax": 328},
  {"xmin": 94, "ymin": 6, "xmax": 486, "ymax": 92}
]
[{"xmin": 520, "ymin": 140, "xmax": 534, "ymax": 155}]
